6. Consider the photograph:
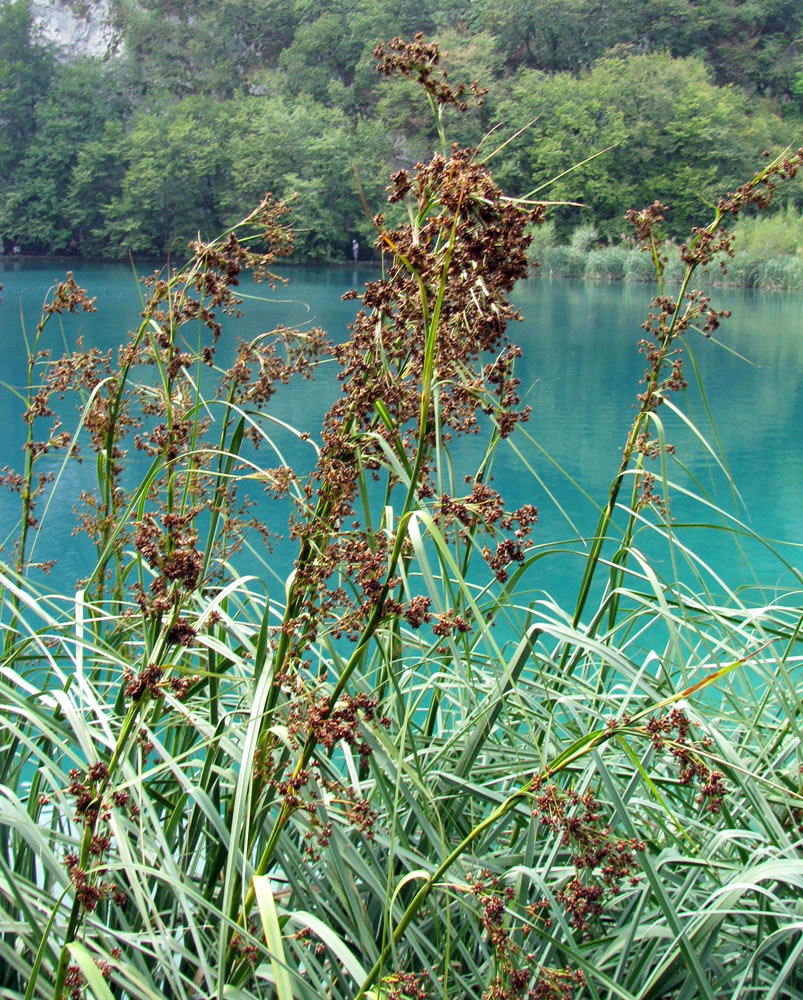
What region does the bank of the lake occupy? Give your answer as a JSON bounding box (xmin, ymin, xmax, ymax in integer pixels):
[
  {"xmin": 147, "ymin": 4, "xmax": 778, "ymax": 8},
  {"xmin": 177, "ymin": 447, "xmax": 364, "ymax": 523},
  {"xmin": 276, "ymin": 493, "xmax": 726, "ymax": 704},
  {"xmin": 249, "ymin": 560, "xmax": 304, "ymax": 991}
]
[{"xmin": 531, "ymin": 244, "xmax": 803, "ymax": 291}]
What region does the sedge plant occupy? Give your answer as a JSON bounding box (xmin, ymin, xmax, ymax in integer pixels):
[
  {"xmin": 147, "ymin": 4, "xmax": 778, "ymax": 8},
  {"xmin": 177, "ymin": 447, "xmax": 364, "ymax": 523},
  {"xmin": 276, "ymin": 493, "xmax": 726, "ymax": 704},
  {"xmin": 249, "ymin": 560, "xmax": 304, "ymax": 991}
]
[{"xmin": 1, "ymin": 37, "xmax": 803, "ymax": 1000}]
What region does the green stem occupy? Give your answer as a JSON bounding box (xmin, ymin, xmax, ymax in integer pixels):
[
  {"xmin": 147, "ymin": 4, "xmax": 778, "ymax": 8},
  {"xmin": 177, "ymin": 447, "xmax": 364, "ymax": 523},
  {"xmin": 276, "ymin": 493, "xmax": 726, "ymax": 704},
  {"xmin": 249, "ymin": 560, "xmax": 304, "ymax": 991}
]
[
  {"xmin": 567, "ymin": 251, "xmax": 700, "ymax": 649},
  {"xmin": 567, "ymin": 151, "xmax": 787, "ymax": 643},
  {"xmin": 353, "ymin": 723, "xmax": 622, "ymax": 999},
  {"xmin": 226, "ymin": 194, "xmax": 466, "ymax": 981}
]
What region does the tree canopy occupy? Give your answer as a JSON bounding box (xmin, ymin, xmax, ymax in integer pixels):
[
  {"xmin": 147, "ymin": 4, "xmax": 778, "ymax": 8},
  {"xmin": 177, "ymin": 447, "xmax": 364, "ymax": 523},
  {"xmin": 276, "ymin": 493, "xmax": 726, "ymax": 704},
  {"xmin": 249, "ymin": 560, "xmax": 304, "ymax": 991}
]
[{"xmin": 0, "ymin": 0, "xmax": 800, "ymax": 257}]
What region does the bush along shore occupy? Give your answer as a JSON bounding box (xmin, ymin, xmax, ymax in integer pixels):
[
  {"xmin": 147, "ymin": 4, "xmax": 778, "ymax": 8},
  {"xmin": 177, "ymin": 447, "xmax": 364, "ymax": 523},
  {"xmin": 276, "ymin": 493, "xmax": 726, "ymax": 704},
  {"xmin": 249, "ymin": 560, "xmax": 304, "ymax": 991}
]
[
  {"xmin": 530, "ymin": 211, "xmax": 803, "ymax": 290},
  {"xmin": 2, "ymin": 39, "xmax": 803, "ymax": 1000}
]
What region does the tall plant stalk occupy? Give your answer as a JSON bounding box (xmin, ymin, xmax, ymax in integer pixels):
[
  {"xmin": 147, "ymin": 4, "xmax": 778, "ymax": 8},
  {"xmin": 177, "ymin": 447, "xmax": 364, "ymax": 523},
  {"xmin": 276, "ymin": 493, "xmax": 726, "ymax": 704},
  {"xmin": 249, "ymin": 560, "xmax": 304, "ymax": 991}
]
[
  {"xmin": 1, "ymin": 40, "xmax": 802, "ymax": 1000},
  {"xmin": 567, "ymin": 152, "xmax": 800, "ymax": 645}
]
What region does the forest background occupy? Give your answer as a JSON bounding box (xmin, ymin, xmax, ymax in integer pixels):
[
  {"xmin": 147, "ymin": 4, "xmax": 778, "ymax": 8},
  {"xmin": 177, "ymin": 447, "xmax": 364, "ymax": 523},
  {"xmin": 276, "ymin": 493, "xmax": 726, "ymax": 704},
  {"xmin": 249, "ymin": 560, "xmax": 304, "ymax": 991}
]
[{"xmin": 1, "ymin": 0, "xmax": 802, "ymax": 263}]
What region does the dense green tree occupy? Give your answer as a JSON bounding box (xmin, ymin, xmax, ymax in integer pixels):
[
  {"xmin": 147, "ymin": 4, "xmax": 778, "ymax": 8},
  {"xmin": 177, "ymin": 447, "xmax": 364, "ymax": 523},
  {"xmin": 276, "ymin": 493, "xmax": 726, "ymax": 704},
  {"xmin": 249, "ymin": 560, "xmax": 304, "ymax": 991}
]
[
  {"xmin": 65, "ymin": 120, "xmax": 128, "ymax": 256},
  {"xmin": 0, "ymin": 0, "xmax": 53, "ymax": 191},
  {"xmin": 0, "ymin": 0, "xmax": 798, "ymax": 260},
  {"xmin": 278, "ymin": 13, "xmax": 370, "ymax": 104},
  {"xmin": 697, "ymin": 0, "xmax": 802, "ymax": 99},
  {"xmin": 0, "ymin": 59, "xmax": 126, "ymax": 253},
  {"xmin": 225, "ymin": 96, "xmax": 373, "ymax": 258},
  {"xmin": 475, "ymin": 0, "xmax": 703, "ymax": 73},
  {"xmin": 475, "ymin": 0, "xmax": 802, "ymax": 103},
  {"xmin": 110, "ymin": 0, "xmax": 297, "ymax": 98},
  {"xmin": 100, "ymin": 98, "xmax": 234, "ymax": 256},
  {"xmin": 792, "ymin": 62, "xmax": 803, "ymax": 119},
  {"xmin": 497, "ymin": 52, "xmax": 789, "ymax": 239}
]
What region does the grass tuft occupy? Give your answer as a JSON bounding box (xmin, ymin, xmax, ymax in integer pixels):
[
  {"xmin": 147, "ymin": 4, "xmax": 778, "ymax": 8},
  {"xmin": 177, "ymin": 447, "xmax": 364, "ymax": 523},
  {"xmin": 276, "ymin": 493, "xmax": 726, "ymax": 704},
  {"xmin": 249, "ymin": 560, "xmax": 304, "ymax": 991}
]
[{"xmin": 1, "ymin": 39, "xmax": 802, "ymax": 1000}]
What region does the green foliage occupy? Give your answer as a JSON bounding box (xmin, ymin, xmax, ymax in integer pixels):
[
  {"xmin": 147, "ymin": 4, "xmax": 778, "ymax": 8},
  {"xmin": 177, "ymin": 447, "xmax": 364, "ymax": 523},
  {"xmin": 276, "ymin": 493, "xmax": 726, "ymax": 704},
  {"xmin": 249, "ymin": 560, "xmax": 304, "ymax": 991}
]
[
  {"xmin": 536, "ymin": 243, "xmax": 572, "ymax": 276},
  {"xmin": 733, "ymin": 204, "xmax": 803, "ymax": 260},
  {"xmin": 278, "ymin": 13, "xmax": 371, "ymax": 104},
  {"xmin": 495, "ymin": 66, "xmax": 628, "ymax": 239},
  {"xmin": 98, "ymin": 97, "xmax": 234, "ymax": 255},
  {"xmin": 475, "ymin": 0, "xmax": 803, "ymax": 103},
  {"xmin": 0, "ymin": 59, "xmax": 127, "ymax": 253},
  {"xmin": 498, "ymin": 52, "xmax": 789, "ymax": 241},
  {"xmin": 110, "ymin": 0, "xmax": 295, "ymax": 98},
  {"xmin": 525, "ymin": 218, "xmax": 557, "ymax": 269},
  {"xmin": 756, "ymin": 254, "xmax": 803, "ymax": 289},
  {"xmin": 0, "ymin": 0, "xmax": 54, "ymax": 187},
  {"xmin": 568, "ymin": 223, "xmax": 598, "ymax": 254},
  {"xmin": 476, "ymin": 0, "xmax": 636, "ymax": 73},
  {"xmin": 793, "ymin": 63, "xmax": 803, "ymax": 119},
  {"xmin": 698, "ymin": 0, "xmax": 803, "ymax": 100},
  {"xmin": 223, "ymin": 95, "xmax": 386, "ymax": 260},
  {"xmin": 2, "ymin": 51, "xmax": 803, "ymax": 1000},
  {"xmin": 624, "ymin": 246, "xmax": 658, "ymax": 282},
  {"xmin": 533, "ymin": 230, "xmax": 803, "ymax": 291},
  {"xmin": 1, "ymin": 0, "xmax": 800, "ymax": 263},
  {"xmin": 583, "ymin": 244, "xmax": 626, "ymax": 280},
  {"xmin": 63, "ymin": 121, "xmax": 128, "ymax": 257}
]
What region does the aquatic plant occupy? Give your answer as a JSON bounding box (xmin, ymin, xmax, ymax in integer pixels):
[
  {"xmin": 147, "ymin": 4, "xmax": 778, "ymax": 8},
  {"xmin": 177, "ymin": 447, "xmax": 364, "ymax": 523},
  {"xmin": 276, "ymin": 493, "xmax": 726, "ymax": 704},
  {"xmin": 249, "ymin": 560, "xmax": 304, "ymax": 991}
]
[{"xmin": 1, "ymin": 39, "xmax": 803, "ymax": 1000}]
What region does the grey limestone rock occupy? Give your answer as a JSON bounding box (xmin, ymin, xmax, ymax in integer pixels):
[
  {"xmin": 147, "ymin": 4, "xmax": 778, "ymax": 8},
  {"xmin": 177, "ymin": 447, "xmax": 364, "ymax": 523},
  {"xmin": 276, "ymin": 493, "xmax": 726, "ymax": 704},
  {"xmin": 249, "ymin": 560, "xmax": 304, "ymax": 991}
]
[{"xmin": 25, "ymin": 0, "xmax": 118, "ymax": 60}]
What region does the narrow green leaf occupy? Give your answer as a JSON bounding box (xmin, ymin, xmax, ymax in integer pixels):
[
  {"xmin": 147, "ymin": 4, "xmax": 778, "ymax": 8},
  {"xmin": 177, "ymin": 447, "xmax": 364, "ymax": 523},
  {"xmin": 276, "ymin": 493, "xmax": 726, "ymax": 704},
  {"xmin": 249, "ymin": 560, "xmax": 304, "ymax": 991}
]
[{"xmin": 253, "ymin": 876, "xmax": 295, "ymax": 1000}]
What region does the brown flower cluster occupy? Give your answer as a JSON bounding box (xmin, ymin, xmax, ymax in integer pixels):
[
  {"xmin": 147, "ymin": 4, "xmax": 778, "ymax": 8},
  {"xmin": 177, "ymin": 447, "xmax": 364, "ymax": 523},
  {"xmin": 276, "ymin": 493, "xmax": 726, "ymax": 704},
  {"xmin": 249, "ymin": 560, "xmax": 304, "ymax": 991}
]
[
  {"xmin": 221, "ymin": 326, "xmax": 329, "ymax": 414},
  {"xmin": 63, "ymin": 851, "xmax": 127, "ymax": 916},
  {"xmin": 0, "ymin": 284, "xmax": 112, "ymax": 571},
  {"xmin": 646, "ymin": 708, "xmax": 726, "ymax": 813},
  {"xmin": 435, "ymin": 485, "xmax": 538, "ymax": 583},
  {"xmin": 467, "ymin": 870, "xmax": 586, "ymax": 1000},
  {"xmin": 628, "ymin": 282, "xmax": 730, "ymax": 516},
  {"xmin": 230, "ymin": 921, "xmax": 261, "ymax": 967},
  {"xmin": 626, "ymin": 151, "xmax": 803, "ymax": 282},
  {"xmin": 374, "ymin": 33, "xmax": 480, "ymax": 111},
  {"xmin": 722, "ymin": 148, "xmax": 802, "ymax": 212},
  {"xmin": 256, "ymin": 687, "xmax": 390, "ymax": 857},
  {"xmin": 107, "ymin": 198, "xmax": 329, "ymax": 614},
  {"xmin": 63, "ymin": 957, "xmax": 116, "ymax": 1000},
  {"xmin": 625, "ymin": 200, "xmax": 668, "ymax": 246},
  {"xmin": 121, "ymin": 661, "xmax": 200, "ymax": 706},
  {"xmin": 680, "ymin": 149, "xmax": 803, "ymax": 272},
  {"xmin": 682, "ymin": 146, "xmax": 803, "ymax": 272},
  {"xmin": 38, "ymin": 271, "xmax": 96, "ymax": 331},
  {"xmin": 380, "ymin": 970, "xmax": 431, "ymax": 1000},
  {"xmin": 529, "ymin": 782, "xmax": 644, "ymax": 935},
  {"xmin": 8, "ymin": 197, "xmax": 313, "ymax": 596},
  {"xmin": 287, "ymin": 690, "xmax": 387, "ymax": 764},
  {"xmin": 132, "ymin": 508, "xmax": 204, "ymax": 615},
  {"xmin": 60, "ymin": 763, "xmax": 133, "ymax": 920}
]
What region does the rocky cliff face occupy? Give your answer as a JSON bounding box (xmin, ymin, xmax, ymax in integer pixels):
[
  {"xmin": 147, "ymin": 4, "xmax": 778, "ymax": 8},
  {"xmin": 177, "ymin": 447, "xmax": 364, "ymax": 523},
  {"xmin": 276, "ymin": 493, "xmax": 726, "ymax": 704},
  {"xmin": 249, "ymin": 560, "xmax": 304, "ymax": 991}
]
[{"xmin": 19, "ymin": 0, "xmax": 118, "ymax": 60}]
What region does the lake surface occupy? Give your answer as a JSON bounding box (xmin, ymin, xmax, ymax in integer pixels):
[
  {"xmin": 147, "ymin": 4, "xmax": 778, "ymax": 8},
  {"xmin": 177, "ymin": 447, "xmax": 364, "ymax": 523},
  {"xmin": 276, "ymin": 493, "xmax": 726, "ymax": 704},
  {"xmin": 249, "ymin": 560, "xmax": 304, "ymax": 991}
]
[{"xmin": 1, "ymin": 258, "xmax": 802, "ymax": 614}]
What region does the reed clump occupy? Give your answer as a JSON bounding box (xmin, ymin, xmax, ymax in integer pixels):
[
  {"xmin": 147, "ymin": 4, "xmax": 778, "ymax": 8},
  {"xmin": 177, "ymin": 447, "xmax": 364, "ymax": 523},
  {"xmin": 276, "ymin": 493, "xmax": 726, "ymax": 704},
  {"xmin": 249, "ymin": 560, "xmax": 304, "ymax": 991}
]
[
  {"xmin": 535, "ymin": 205, "xmax": 803, "ymax": 289},
  {"xmin": 1, "ymin": 39, "xmax": 803, "ymax": 1000}
]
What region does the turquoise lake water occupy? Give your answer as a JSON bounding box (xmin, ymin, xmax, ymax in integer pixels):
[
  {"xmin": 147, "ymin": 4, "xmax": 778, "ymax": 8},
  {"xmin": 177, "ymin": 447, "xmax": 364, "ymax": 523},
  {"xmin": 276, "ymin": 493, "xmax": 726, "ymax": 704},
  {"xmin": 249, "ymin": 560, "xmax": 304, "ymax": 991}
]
[{"xmin": 1, "ymin": 258, "xmax": 802, "ymax": 614}]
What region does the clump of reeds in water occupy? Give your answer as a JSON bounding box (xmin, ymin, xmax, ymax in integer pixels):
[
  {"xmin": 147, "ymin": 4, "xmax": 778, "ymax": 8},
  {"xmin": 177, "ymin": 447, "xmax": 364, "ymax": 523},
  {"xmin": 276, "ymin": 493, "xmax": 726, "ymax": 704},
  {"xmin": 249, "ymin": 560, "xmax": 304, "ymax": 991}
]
[{"xmin": 1, "ymin": 37, "xmax": 803, "ymax": 1000}]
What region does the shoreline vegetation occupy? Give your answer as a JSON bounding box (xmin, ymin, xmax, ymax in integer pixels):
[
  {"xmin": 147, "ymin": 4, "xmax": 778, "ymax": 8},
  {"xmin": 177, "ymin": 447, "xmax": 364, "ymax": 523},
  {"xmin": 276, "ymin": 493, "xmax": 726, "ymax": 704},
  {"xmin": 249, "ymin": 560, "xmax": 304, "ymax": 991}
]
[
  {"xmin": 532, "ymin": 244, "xmax": 803, "ymax": 290},
  {"xmin": 2, "ymin": 32, "xmax": 803, "ymax": 1000},
  {"xmin": 1, "ymin": 0, "xmax": 801, "ymax": 263},
  {"xmin": 4, "ymin": 248, "xmax": 801, "ymax": 292},
  {"xmin": 6, "ymin": 202, "xmax": 803, "ymax": 292},
  {"xmin": 528, "ymin": 209, "xmax": 803, "ymax": 290}
]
